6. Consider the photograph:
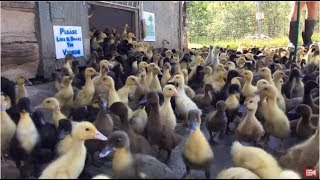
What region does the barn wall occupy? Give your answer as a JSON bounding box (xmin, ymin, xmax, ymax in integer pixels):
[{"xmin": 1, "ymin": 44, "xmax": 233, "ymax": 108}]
[
  {"xmin": 36, "ymin": 1, "xmax": 90, "ymax": 78},
  {"xmin": 142, "ymin": 1, "xmax": 182, "ymax": 49},
  {"xmin": 1, "ymin": 1, "xmax": 40, "ymax": 81}
]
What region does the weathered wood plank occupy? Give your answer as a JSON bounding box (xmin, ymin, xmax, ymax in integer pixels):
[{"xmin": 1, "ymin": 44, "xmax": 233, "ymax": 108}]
[
  {"xmin": 1, "ymin": 32, "xmax": 37, "ymax": 43},
  {"xmin": 1, "ymin": 1, "xmax": 35, "ymax": 12},
  {"xmin": 1, "ymin": 61, "xmax": 39, "ymax": 81},
  {"xmin": 1, "ymin": 43, "xmax": 39, "ymax": 65}
]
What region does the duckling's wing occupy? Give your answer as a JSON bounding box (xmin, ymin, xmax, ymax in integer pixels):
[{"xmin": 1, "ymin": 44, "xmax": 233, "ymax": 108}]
[{"xmin": 133, "ymin": 154, "xmax": 178, "ymax": 179}]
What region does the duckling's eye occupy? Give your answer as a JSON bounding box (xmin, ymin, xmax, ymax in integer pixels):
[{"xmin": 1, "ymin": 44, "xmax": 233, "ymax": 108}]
[
  {"xmin": 116, "ymin": 138, "xmax": 122, "ymax": 142},
  {"xmin": 169, "ymin": 88, "xmax": 172, "ymax": 91},
  {"xmin": 85, "ymin": 128, "xmax": 90, "ymax": 131},
  {"xmin": 262, "ymin": 69, "xmax": 265, "ymax": 72},
  {"xmin": 249, "ymin": 101, "xmax": 253, "ymax": 103},
  {"xmin": 46, "ymin": 101, "xmax": 51, "ymax": 103}
]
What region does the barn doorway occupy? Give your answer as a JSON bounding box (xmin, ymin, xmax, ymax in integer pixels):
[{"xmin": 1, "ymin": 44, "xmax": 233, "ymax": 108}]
[{"xmin": 87, "ymin": 2, "xmax": 138, "ymax": 37}]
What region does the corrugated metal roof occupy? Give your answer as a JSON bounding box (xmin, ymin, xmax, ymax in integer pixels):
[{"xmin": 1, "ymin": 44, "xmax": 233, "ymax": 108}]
[{"xmin": 99, "ymin": 1, "xmax": 140, "ymax": 8}]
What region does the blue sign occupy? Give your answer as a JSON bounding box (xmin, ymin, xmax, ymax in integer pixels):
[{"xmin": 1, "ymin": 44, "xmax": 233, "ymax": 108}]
[{"xmin": 53, "ymin": 26, "xmax": 84, "ymax": 59}]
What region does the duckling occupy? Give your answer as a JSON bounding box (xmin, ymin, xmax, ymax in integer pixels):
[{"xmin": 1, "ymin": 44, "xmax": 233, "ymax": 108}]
[
  {"xmin": 203, "ymin": 66, "xmax": 213, "ymax": 85},
  {"xmin": 117, "ymin": 75, "xmax": 142, "ymax": 105},
  {"xmin": 259, "ymin": 85, "xmax": 290, "ymax": 152},
  {"xmin": 279, "ymin": 128, "xmax": 319, "ymax": 177},
  {"xmin": 225, "ymin": 84, "xmax": 242, "ymax": 133},
  {"xmin": 130, "ymin": 106, "xmax": 148, "ymax": 135},
  {"xmin": 231, "ymin": 141, "xmax": 283, "ymax": 178},
  {"xmin": 92, "ymin": 60, "xmax": 113, "ymax": 96},
  {"xmin": 192, "ymin": 84, "xmax": 214, "ymax": 109},
  {"xmin": 110, "ymin": 102, "xmax": 155, "ymax": 156},
  {"xmin": 259, "ymin": 67, "xmax": 274, "ymax": 86},
  {"xmin": 188, "ymin": 55, "xmax": 204, "ymax": 81},
  {"xmin": 39, "ymin": 97, "xmax": 74, "ymax": 156},
  {"xmin": 132, "ymin": 68, "xmax": 149, "ymax": 104},
  {"xmin": 281, "ymin": 68, "xmax": 303, "ymax": 99},
  {"xmin": 99, "ymin": 75, "xmax": 121, "ymax": 108},
  {"xmin": 302, "ymin": 80, "xmax": 319, "ymax": 114},
  {"xmin": 149, "ymin": 65, "xmax": 163, "ymax": 94},
  {"xmin": 183, "ymin": 109, "xmax": 214, "ymax": 179},
  {"xmin": 160, "ymin": 85, "xmax": 179, "ymax": 131},
  {"xmin": 235, "ymin": 96, "xmax": 265, "ymax": 145},
  {"xmin": 15, "ymin": 74, "xmax": 32, "ymax": 105},
  {"xmin": 290, "ymin": 104, "xmax": 317, "ymax": 138},
  {"xmin": 74, "ymin": 67, "xmax": 98, "ymax": 108},
  {"xmin": 216, "ymin": 167, "xmax": 260, "ymax": 179},
  {"xmin": 211, "ymin": 69, "xmax": 227, "ymax": 93},
  {"xmin": 206, "ymin": 101, "xmax": 227, "ymax": 143},
  {"xmin": 99, "ymin": 131, "xmax": 178, "ymax": 179},
  {"xmin": 161, "ymin": 62, "xmax": 172, "ymax": 87},
  {"xmin": 145, "ymin": 92, "xmax": 182, "ymax": 161},
  {"xmin": 63, "ymin": 54, "xmax": 74, "ymax": 77},
  {"xmin": 39, "ymin": 121, "xmax": 107, "ymax": 179},
  {"xmin": 1, "ymin": 95, "xmax": 17, "ymax": 155},
  {"xmin": 241, "ymin": 70, "xmax": 258, "ymax": 98},
  {"xmin": 54, "ymin": 76, "xmax": 74, "ymax": 109},
  {"xmin": 85, "ymin": 96, "xmax": 114, "ymax": 166},
  {"xmin": 181, "ymin": 68, "xmax": 189, "ymax": 85},
  {"xmin": 9, "ymin": 97, "xmax": 41, "ymax": 177},
  {"xmin": 225, "ymin": 61, "xmax": 236, "ymax": 71},
  {"xmin": 146, "ymin": 63, "xmax": 157, "ymax": 86},
  {"xmin": 214, "ymin": 70, "xmax": 240, "ymax": 104},
  {"xmin": 272, "ymin": 70, "xmax": 287, "ymax": 112},
  {"xmin": 168, "ymin": 74, "xmax": 200, "ymax": 126}
]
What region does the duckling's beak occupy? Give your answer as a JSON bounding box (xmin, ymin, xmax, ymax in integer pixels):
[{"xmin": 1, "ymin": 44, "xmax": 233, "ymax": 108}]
[
  {"xmin": 254, "ymin": 90, "xmax": 261, "ymax": 95},
  {"xmin": 238, "ymin": 104, "xmax": 246, "ymax": 113},
  {"xmin": 138, "ymin": 96, "xmax": 147, "ymax": 106},
  {"xmin": 99, "ymin": 145, "xmax": 115, "ymax": 158},
  {"xmin": 58, "ymin": 130, "xmax": 67, "ymax": 140},
  {"xmin": 95, "ymin": 72, "xmax": 100, "ymax": 76},
  {"xmin": 108, "ymin": 64, "xmax": 114, "ymax": 69},
  {"xmin": 0, "ymin": 103, "xmax": 6, "ymax": 112},
  {"xmin": 136, "ymin": 82, "xmax": 143, "ymax": 87},
  {"xmin": 253, "ymin": 72, "xmax": 260, "ymax": 76},
  {"xmin": 173, "ymin": 91, "xmax": 180, "ymax": 97},
  {"xmin": 238, "ymin": 74, "xmax": 244, "ymax": 78},
  {"xmin": 94, "ymin": 130, "xmax": 108, "ymax": 141},
  {"xmin": 102, "ymin": 100, "xmax": 108, "ymax": 109},
  {"xmin": 25, "ymin": 79, "xmax": 33, "ymax": 86},
  {"xmin": 188, "ymin": 120, "xmax": 197, "ymax": 132},
  {"xmin": 34, "ymin": 103, "xmax": 44, "ymax": 109},
  {"xmin": 167, "ymin": 78, "xmax": 174, "ymax": 83}
]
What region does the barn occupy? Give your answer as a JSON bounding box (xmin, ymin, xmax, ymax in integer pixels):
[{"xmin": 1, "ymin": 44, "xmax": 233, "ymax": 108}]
[{"xmin": 1, "ymin": 1, "xmax": 186, "ymax": 80}]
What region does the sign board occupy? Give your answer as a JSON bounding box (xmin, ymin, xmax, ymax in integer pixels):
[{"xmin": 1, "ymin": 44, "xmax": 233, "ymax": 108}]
[
  {"xmin": 142, "ymin": 11, "xmax": 156, "ymax": 41},
  {"xmin": 53, "ymin": 26, "xmax": 84, "ymax": 59},
  {"xmin": 256, "ymin": 12, "xmax": 264, "ymax": 20}
]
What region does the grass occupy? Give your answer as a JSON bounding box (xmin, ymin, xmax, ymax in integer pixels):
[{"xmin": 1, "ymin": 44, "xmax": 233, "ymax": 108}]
[{"xmin": 188, "ymin": 33, "xmax": 320, "ymax": 49}]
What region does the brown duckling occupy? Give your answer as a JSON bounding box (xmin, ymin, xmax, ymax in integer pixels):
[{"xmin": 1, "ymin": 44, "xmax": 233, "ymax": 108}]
[
  {"xmin": 192, "ymin": 84, "xmax": 214, "ymax": 109},
  {"xmin": 235, "ymin": 96, "xmax": 265, "ymax": 145},
  {"xmin": 98, "ymin": 131, "xmax": 178, "ymax": 179},
  {"xmin": 288, "ymin": 104, "xmax": 317, "ymax": 139},
  {"xmin": 145, "ymin": 92, "xmax": 182, "ymax": 162},
  {"xmin": 110, "ymin": 102, "xmax": 155, "ymax": 156},
  {"xmin": 85, "ymin": 95, "xmax": 114, "ymax": 166},
  {"xmin": 206, "ymin": 101, "xmax": 227, "ymax": 143},
  {"xmin": 183, "ymin": 109, "xmax": 214, "ymax": 179}
]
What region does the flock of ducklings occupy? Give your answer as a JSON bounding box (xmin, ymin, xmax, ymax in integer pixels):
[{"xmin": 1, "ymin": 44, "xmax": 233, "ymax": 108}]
[{"xmin": 1, "ymin": 25, "xmax": 320, "ymax": 179}]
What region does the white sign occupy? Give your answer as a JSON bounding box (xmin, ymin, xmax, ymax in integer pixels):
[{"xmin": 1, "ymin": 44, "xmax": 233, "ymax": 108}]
[
  {"xmin": 256, "ymin": 12, "xmax": 264, "ymax": 20},
  {"xmin": 142, "ymin": 11, "xmax": 156, "ymax": 42},
  {"xmin": 53, "ymin": 26, "xmax": 84, "ymax": 59}
]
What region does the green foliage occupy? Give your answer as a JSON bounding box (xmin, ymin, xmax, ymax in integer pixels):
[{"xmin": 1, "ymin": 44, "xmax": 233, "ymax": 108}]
[
  {"xmin": 188, "ymin": 33, "xmax": 320, "ymax": 49},
  {"xmin": 187, "ymin": 1, "xmax": 320, "ymax": 46}
]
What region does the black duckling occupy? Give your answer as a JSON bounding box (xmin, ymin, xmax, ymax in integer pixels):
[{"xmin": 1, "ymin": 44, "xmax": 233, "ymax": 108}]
[
  {"xmin": 188, "ymin": 66, "xmax": 205, "ymax": 91},
  {"xmin": 183, "ymin": 109, "xmax": 214, "ymax": 179},
  {"xmin": 109, "ymin": 102, "xmax": 156, "ymax": 156},
  {"xmin": 225, "ymin": 84, "xmax": 242, "ymax": 134},
  {"xmin": 31, "ymin": 110, "xmax": 58, "ymax": 161},
  {"xmin": 281, "ymin": 68, "xmax": 303, "ymax": 98},
  {"xmin": 192, "ymin": 84, "xmax": 214, "ymax": 110},
  {"xmin": 206, "ymin": 101, "xmax": 228, "ymax": 143},
  {"xmin": 302, "ymin": 80, "xmax": 319, "ymax": 114},
  {"xmin": 99, "ymin": 131, "xmax": 178, "ymax": 179},
  {"xmin": 9, "ymin": 97, "xmax": 41, "ymax": 177},
  {"xmin": 213, "ymin": 70, "xmax": 240, "ymax": 105},
  {"xmin": 145, "ymin": 92, "xmax": 182, "ymax": 162},
  {"xmin": 68, "ymin": 104, "xmax": 99, "ymax": 123}
]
